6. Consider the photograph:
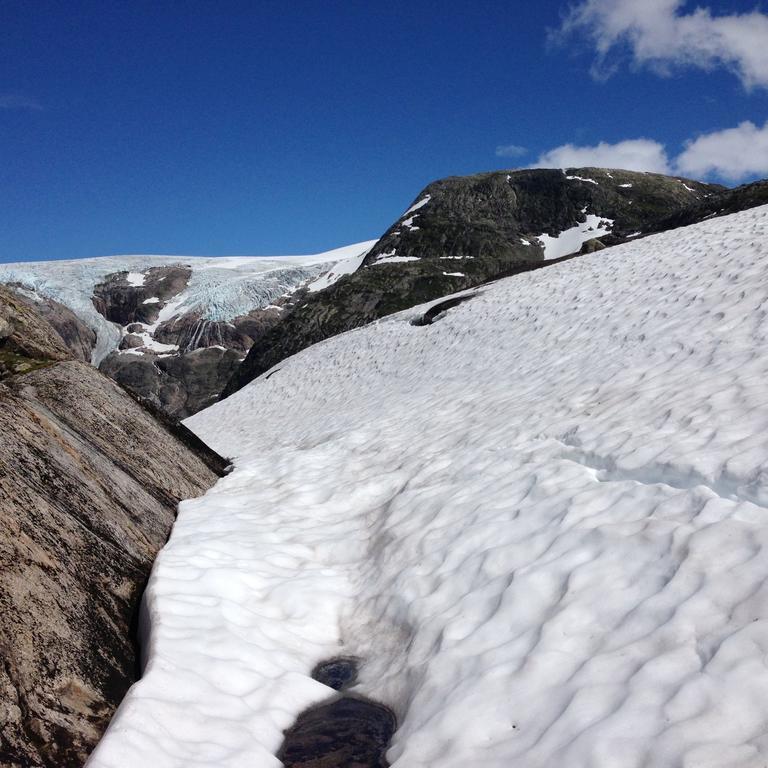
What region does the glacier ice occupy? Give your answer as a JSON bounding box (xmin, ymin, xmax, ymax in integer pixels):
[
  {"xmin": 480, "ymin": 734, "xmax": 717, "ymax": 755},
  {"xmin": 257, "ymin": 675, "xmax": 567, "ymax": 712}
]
[{"xmin": 0, "ymin": 242, "xmax": 376, "ymax": 365}]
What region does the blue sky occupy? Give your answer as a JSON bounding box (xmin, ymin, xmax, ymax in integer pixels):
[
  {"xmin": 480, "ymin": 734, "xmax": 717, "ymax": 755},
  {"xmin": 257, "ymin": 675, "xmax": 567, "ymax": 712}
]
[{"xmin": 2, "ymin": 0, "xmax": 767, "ymax": 262}]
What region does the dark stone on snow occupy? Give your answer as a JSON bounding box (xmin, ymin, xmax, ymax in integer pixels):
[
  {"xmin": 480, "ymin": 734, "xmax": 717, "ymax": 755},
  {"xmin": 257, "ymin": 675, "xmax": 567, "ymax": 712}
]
[
  {"xmin": 119, "ymin": 333, "xmax": 144, "ymax": 350},
  {"xmin": 412, "ymin": 292, "xmax": 480, "ymax": 326},
  {"xmin": 278, "ymin": 696, "xmax": 396, "ymax": 768}
]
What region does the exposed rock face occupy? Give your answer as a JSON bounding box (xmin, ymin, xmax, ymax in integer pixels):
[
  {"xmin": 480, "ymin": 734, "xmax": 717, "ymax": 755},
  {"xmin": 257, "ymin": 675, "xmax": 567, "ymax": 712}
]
[
  {"xmin": 100, "ymin": 346, "xmax": 244, "ymax": 419},
  {"xmin": 91, "ymin": 266, "xmax": 191, "ymax": 326},
  {"xmin": 153, "ymin": 304, "xmax": 285, "ymax": 353},
  {"xmin": 223, "ymin": 168, "xmax": 722, "ymax": 396},
  {"xmin": 89, "ymin": 268, "xmax": 300, "ymax": 417},
  {"xmin": 16, "ymin": 293, "xmax": 96, "ymax": 362},
  {"xmin": 0, "ymin": 287, "xmax": 71, "ymax": 376},
  {"xmin": 0, "ymin": 286, "xmax": 225, "ymax": 767}
]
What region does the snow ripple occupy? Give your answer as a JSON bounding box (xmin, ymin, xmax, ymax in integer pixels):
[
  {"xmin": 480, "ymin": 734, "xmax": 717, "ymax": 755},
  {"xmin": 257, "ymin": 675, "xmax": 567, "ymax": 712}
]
[{"xmin": 91, "ymin": 206, "xmax": 768, "ymax": 767}]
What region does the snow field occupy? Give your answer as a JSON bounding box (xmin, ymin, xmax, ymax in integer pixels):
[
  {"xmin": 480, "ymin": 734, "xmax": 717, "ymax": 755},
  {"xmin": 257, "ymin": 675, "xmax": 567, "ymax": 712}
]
[{"xmin": 91, "ymin": 205, "xmax": 768, "ymax": 767}]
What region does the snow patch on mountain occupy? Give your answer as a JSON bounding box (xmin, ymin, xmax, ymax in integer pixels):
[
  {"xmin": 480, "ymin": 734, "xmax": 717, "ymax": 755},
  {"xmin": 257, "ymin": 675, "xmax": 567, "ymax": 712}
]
[
  {"xmin": 536, "ymin": 214, "xmax": 614, "ymax": 260},
  {"xmin": 402, "ymin": 195, "xmax": 431, "ymax": 216},
  {"xmin": 89, "ymin": 205, "xmax": 768, "ymax": 768},
  {"xmin": 305, "ymin": 240, "xmax": 378, "ymax": 293},
  {"xmin": 566, "ymin": 175, "xmax": 599, "ymax": 185}
]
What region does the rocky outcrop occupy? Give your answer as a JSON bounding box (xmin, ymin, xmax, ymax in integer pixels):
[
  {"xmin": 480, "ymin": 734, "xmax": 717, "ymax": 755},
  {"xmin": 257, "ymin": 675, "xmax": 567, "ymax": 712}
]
[
  {"xmin": 361, "ymin": 168, "xmax": 716, "ymax": 267},
  {"xmin": 223, "ymin": 168, "xmax": 722, "ymax": 396},
  {"xmin": 0, "ymin": 286, "xmax": 225, "ymax": 767},
  {"xmin": 90, "ymin": 269, "xmax": 300, "ymax": 418},
  {"xmin": 100, "ymin": 345, "xmax": 244, "ymax": 419},
  {"xmin": 9, "ymin": 290, "xmax": 96, "ymax": 363},
  {"xmin": 153, "ymin": 304, "xmax": 286, "ymax": 353},
  {"xmin": 91, "ymin": 266, "xmax": 191, "ymax": 327}
]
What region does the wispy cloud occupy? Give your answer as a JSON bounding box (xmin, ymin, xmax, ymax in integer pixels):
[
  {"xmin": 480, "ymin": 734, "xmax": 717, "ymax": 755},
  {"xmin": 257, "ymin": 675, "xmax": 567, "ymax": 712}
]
[
  {"xmin": 555, "ymin": 0, "xmax": 768, "ymax": 90},
  {"xmin": 530, "ymin": 121, "xmax": 768, "ymax": 182},
  {"xmin": 0, "ymin": 93, "xmax": 43, "ymax": 111},
  {"xmin": 495, "ymin": 144, "xmax": 528, "ymax": 158}
]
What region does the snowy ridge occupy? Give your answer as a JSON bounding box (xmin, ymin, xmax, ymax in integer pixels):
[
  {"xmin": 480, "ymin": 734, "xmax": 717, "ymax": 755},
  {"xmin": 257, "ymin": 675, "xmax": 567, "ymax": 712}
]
[
  {"xmin": 90, "ymin": 206, "xmax": 768, "ymax": 767},
  {"xmin": 0, "ymin": 243, "xmax": 374, "ymax": 364}
]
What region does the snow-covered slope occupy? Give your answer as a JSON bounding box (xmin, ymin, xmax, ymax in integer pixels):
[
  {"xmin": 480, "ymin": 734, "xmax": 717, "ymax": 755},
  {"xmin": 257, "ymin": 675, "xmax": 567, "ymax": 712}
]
[
  {"xmin": 0, "ymin": 242, "xmax": 376, "ymax": 364},
  {"xmin": 90, "ymin": 206, "xmax": 768, "ymax": 768}
]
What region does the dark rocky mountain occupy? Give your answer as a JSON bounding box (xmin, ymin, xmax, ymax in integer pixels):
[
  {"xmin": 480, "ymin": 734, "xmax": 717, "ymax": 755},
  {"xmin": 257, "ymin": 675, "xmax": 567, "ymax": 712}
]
[
  {"xmin": 223, "ymin": 167, "xmax": 723, "ymax": 397},
  {"xmin": 0, "ymin": 284, "xmax": 225, "ymax": 767}
]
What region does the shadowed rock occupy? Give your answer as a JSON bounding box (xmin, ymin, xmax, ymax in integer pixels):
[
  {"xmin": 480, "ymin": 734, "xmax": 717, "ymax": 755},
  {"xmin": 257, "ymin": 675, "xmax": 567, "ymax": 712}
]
[
  {"xmin": 100, "ymin": 345, "xmax": 244, "ymax": 419},
  {"xmin": 278, "ymin": 696, "xmax": 396, "ymax": 768},
  {"xmin": 91, "ymin": 265, "xmax": 191, "ymax": 326}
]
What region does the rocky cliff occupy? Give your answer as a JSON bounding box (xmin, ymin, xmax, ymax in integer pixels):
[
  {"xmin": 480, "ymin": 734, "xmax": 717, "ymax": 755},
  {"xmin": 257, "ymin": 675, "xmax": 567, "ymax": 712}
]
[
  {"xmin": 223, "ymin": 167, "xmax": 723, "ymax": 396},
  {"xmin": 0, "ymin": 285, "xmax": 225, "ymax": 767}
]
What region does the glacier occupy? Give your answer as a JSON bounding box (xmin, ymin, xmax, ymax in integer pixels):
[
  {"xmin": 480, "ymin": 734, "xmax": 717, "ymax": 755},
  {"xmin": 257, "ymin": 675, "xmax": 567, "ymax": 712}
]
[
  {"xmin": 89, "ymin": 206, "xmax": 768, "ymax": 767},
  {"xmin": 0, "ymin": 241, "xmax": 376, "ymax": 365}
]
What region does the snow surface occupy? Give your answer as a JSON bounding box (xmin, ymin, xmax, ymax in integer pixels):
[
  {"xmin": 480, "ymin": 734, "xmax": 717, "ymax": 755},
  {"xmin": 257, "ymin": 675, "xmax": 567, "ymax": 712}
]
[
  {"xmin": 90, "ymin": 205, "xmax": 768, "ymax": 768},
  {"xmin": 566, "ymin": 175, "xmax": 599, "ymax": 185},
  {"xmin": 402, "ymin": 195, "xmax": 431, "ymax": 216},
  {"xmin": 121, "ymin": 331, "xmax": 179, "ymax": 354},
  {"xmin": 305, "ymin": 241, "xmax": 377, "ymax": 293},
  {"xmin": 372, "ymin": 255, "xmax": 421, "ymax": 264},
  {"xmin": 536, "ymin": 214, "xmax": 614, "ymax": 260},
  {"xmin": 0, "ymin": 243, "xmax": 374, "ymax": 364}
]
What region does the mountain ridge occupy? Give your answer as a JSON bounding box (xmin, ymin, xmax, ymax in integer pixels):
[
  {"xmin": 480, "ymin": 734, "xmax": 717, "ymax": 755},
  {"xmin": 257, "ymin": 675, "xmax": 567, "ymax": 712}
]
[{"xmin": 223, "ymin": 166, "xmax": 734, "ymax": 397}]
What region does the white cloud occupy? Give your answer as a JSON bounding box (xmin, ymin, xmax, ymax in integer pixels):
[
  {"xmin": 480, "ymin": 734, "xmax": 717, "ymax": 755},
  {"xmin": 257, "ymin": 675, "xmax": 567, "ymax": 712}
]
[
  {"xmin": 530, "ymin": 122, "xmax": 768, "ymax": 182},
  {"xmin": 533, "ymin": 138, "xmax": 671, "ymax": 173},
  {"xmin": 676, "ymin": 120, "xmax": 768, "ymax": 181},
  {"xmin": 0, "ymin": 93, "xmax": 43, "ymax": 111},
  {"xmin": 495, "ymin": 144, "xmax": 528, "ymax": 158},
  {"xmin": 558, "ymin": 0, "xmax": 768, "ymax": 89}
]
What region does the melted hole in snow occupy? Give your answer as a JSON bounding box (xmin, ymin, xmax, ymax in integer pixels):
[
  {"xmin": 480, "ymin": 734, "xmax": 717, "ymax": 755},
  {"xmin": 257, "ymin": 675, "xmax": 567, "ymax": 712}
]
[
  {"xmin": 312, "ymin": 657, "xmax": 359, "ymax": 691},
  {"xmin": 412, "ymin": 293, "xmax": 479, "ymax": 326},
  {"xmin": 278, "ymin": 695, "xmax": 396, "ymax": 768}
]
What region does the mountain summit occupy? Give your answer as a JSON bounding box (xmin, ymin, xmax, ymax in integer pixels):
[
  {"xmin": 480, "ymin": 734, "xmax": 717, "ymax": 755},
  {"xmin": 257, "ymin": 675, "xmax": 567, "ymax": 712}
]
[{"xmin": 224, "ymin": 167, "xmax": 724, "ymax": 396}]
